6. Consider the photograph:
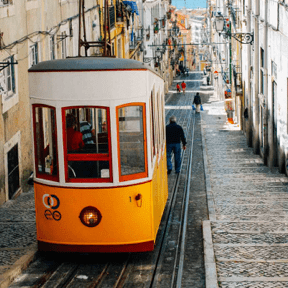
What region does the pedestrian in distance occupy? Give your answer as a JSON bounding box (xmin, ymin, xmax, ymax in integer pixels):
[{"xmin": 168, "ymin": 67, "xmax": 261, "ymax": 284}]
[
  {"xmin": 181, "ymin": 81, "xmax": 186, "ymax": 95},
  {"xmin": 166, "ymin": 116, "xmax": 187, "ymax": 175},
  {"xmin": 176, "ymin": 83, "xmax": 181, "ymax": 93},
  {"xmin": 193, "ymin": 92, "xmax": 202, "ymax": 113},
  {"xmin": 207, "ymin": 75, "xmax": 210, "ymax": 86}
]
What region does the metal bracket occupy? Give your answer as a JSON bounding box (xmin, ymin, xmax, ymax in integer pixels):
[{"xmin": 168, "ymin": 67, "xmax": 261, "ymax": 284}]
[
  {"xmin": 0, "ymin": 60, "xmax": 18, "ymax": 72},
  {"xmin": 57, "ymin": 34, "xmax": 72, "ymax": 42},
  {"xmin": 143, "ymin": 57, "xmax": 154, "ymax": 63},
  {"xmin": 231, "ymin": 32, "xmax": 254, "ymax": 45}
]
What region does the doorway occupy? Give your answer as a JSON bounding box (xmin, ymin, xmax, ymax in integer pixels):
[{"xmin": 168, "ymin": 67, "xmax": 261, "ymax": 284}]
[{"xmin": 7, "ymin": 143, "xmax": 20, "ymax": 199}]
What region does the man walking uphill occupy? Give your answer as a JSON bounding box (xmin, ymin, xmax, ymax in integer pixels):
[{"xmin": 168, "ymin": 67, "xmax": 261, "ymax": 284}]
[{"xmin": 166, "ymin": 116, "xmax": 187, "ymax": 174}]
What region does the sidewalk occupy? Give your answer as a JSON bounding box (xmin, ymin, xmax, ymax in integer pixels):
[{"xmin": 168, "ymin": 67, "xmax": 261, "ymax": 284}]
[
  {"xmin": 0, "ymin": 188, "xmax": 37, "ymax": 288},
  {"xmin": 201, "ymin": 96, "xmax": 288, "ymax": 287}
]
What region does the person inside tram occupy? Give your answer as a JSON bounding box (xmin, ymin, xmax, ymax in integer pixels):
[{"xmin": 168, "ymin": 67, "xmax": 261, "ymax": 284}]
[
  {"xmin": 80, "ymin": 120, "xmax": 95, "ymax": 145},
  {"xmin": 66, "ymin": 114, "xmax": 85, "ymax": 152}
]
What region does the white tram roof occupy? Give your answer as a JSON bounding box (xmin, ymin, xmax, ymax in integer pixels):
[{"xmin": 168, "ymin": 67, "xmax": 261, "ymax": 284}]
[
  {"xmin": 28, "ymin": 57, "xmax": 157, "ymax": 74},
  {"xmin": 29, "ymin": 57, "xmax": 163, "ymax": 104}
]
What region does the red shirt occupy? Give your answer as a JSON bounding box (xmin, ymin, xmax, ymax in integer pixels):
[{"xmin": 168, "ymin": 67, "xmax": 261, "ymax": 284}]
[
  {"xmin": 176, "ymin": 84, "xmax": 180, "ymax": 89},
  {"xmin": 67, "ymin": 127, "xmax": 84, "ymax": 151},
  {"xmin": 181, "ymin": 82, "xmax": 186, "ymax": 89}
]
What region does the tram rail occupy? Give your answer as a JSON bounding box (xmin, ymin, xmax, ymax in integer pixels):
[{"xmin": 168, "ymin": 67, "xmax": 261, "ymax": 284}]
[{"xmin": 150, "ymin": 95, "xmax": 195, "ymax": 288}]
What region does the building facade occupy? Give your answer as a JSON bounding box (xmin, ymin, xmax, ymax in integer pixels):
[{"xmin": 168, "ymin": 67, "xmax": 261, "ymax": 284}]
[{"xmin": 212, "ymin": 0, "xmax": 288, "ymax": 175}]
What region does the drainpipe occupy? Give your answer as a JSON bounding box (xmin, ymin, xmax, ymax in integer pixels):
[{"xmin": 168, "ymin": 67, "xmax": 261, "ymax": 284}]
[
  {"xmin": 209, "ymin": 0, "xmax": 212, "ymax": 85},
  {"xmin": 264, "ymin": 0, "xmax": 271, "ymax": 167},
  {"xmin": 252, "ymin": 0, "xmax": 260, "ymax": 154},
  {"xmin": 247, "ymin": 0, "xmax": 252, "ymax": 147}
]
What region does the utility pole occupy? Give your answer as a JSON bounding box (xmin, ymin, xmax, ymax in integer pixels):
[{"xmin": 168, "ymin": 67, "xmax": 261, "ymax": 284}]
[
  {"xmin": 229, "ymin": 20, "xmax": 232, "ymax": 85},
  {"xmin": 78, "ymin": 0, "xmax": 112, "ymax": 57}
]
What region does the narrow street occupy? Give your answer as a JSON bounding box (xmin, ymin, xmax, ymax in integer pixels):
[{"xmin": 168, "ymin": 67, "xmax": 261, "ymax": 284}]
[{"xmin": 3, "ymin": 71, "xmax": 288, "ymax": 287}]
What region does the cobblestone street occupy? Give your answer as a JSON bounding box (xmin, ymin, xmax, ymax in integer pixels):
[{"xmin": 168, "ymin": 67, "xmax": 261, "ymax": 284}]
[
  {"xmin": 202, "ymin": 95, "xmax": 288, "ymax": 287},
  {"xmin": 0, "ymin": 189, "xmax": 36, "ymax": 287}
]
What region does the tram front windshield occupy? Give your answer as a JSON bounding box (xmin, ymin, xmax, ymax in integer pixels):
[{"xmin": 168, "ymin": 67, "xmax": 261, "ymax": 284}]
[{"xmin": 64, "ymin": 107, "xmax": 110, "ymax": 180}]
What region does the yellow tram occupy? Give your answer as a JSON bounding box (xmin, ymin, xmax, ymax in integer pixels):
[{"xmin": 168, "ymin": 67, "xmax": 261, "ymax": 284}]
[{"xmin": 29, "ymin": 57, "xmax": 168, "ymax": 252}]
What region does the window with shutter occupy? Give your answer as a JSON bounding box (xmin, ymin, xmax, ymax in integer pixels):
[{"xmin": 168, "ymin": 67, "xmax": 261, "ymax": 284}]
[
  {"xmin": 1, "ymin": 55, "xmax": 18, "ymax": 113},
  {"xmin": 3, "ymin": 55, "xmax": 16, "ymax": 98}
]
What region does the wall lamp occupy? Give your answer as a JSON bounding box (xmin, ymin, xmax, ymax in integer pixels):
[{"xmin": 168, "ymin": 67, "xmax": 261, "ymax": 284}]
[{"xmin": 215, "ymin": 14, "xmax": 254, "ymax": 45}]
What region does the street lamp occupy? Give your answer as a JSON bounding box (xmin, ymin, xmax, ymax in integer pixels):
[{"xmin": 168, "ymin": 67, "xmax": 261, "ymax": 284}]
[
  {"xmin": 155, "ymin": 48, "xmax": 162, "ymax": 59},
  {"xmin": 214, "ymin": 14, "xmax": 224, "ymax": 33},
  {"xmin": 214, "ymin": 13, "xmax": 254, "ymax": 45}
]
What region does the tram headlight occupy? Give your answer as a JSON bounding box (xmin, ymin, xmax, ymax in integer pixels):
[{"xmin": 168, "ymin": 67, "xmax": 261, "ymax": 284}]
[{"xmin": 79, "ymin": 206, "xmax": 102, "ymax": 227}]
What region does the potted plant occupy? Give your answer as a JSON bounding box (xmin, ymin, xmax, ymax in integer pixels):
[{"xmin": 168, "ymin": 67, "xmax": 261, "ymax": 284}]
[{"xmin": 154, "ymin": 24, "xmax": 159, "ymax": 34}]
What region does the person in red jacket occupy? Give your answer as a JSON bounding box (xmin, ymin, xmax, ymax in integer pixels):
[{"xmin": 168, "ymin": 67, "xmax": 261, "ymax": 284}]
[
  {"xmin": 181, "ymin": 81, "xmax": 186, "ymax": 95},
  {"xmin": 176, "ymin": 83, "xmax": 181, "ymax": 93},
  {"xmin": 66, "ymin": 114, "xmax": 84, "ymax": 152}
]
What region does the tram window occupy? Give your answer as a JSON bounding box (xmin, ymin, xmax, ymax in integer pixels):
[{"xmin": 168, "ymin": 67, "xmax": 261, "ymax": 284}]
[
  {"xmin": 33, "ymin": 105, "xmax": 58, "ymax": 181},
  {"xmin": 63, "ymin": 107, "xmax": 112, "ymax": 181},
  {"xmin": 117, "ymin": 104, "xmax": 147, "ymax": 181},
  {"xmin": 68, "ymin": 161, "xmax": 110, "ymax": 179},
  {"xmin": 156, "ymin": 93, "xmax": 161, "ymax": 148},
  {"xmin": 160, "ymin": 93, "xmax": 165, "ymax": 144},
  {"xmin": 150, "ymin": 93, "xmax": 156, "ymax": 158}
]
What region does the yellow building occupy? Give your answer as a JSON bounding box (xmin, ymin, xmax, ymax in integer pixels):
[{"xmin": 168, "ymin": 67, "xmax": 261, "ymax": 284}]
[{"xmin": 97, "ymin": 0, "xmax": 141, "ymax": 59}]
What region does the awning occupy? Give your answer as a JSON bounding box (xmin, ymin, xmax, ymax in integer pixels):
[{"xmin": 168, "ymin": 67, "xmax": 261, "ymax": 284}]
[{"xmin": 123, "ymin": 1, "xmax": 139, "ymax": 15}]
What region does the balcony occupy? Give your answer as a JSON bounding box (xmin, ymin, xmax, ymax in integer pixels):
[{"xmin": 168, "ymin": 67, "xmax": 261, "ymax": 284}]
[
  {"xmin": 116, "ymin": 2, "xmax": 124, "ymax": 22},
  {"xmin": 109, "ymin": 5, "xmax": 115, "ymax": 28}
]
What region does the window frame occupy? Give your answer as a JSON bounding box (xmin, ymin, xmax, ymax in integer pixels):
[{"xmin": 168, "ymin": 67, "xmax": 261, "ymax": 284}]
[
  {"xmin": 50, "ymin": 35, "xmax": 55, "ymax": 60},
  {"xmin": 61, "ymin": 32, "xmax": 67, "ymax": 59},
  {"xmin": 260, "ymin": 47, "xmax": 264, "ymax": 95},
  {"xmin": 0, "ymin": 0, "xmax": 11, "ymax": 6},
  {"xmin": 30, "ymin": 43, "xmax": 38, "ymax": 67},
  {"xmin": 32, "ymin": 104, "xmax": 59, "ymax": 182},
  {"xmin": 62, "ymin": 106, "xmax": 112, "ymax": 183},
  {"xmin": 3, "ymin": 55, "xmax": 16, "ymax": 97},
  {"xmin": 116, "ymin": 102, "xmax": 148, "ymax": 182},
  {"xmin": 150, "ymin": 92, "xmax": 156, "ymax": 159}
]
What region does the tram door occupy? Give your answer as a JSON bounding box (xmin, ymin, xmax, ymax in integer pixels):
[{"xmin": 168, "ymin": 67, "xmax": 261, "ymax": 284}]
[{"xmin": 272, "ymin": 81, "xmax": 278, "ymax": 166}]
